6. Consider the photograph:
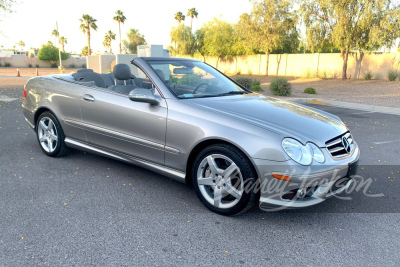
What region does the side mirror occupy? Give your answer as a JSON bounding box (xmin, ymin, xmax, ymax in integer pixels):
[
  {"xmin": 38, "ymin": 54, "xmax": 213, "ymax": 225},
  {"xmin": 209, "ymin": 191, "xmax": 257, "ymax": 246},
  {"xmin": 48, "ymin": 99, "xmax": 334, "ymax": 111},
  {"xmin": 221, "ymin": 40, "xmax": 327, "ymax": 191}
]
[{"xmin": 128, "ymin": 89, "xmax": 160, "ymax": 105}]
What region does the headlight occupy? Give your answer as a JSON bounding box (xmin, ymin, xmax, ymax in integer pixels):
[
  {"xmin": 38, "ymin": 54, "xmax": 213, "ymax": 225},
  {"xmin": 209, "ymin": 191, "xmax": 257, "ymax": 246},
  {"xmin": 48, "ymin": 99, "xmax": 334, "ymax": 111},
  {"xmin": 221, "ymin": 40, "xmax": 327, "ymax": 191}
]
[
  {"xmin": 282, "ymin": 138, "xmax": 312, "ymax": 165},
  {"xmin": 307, "ymin": 143, "xmax": 325, "ymax": 163}
]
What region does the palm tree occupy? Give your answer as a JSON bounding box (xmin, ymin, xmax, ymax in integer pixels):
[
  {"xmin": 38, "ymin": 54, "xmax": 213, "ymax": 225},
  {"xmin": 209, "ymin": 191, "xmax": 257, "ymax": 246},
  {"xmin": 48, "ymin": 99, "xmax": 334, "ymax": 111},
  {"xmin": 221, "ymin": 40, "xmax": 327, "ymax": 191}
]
[
  {"xmin": 103, "ymin": 36, "xmax": 111, "ymax": 53},
  {"xmin": 79, "ymin": 14, "xmax": 98, "ymax": 56},
  {"xmin": 187, "ymin": 8, "xmax": 198, "ymax": 31},
  {"xmin": 51, "ymin": 29, "xmax": 59, "ymax": 45},
  {"xmin": 18, "ymin": 41, "xmax": 25, "ymax": 50},
  {"xmin": 113, "ymin": 10, "xmax": 127, "ymax": 54},
  {"xmin": 59, "ymin": 36, "xmax": 67, "ymax": 52},
  {"xmin": 174, "ymin": 12, "xmax": 185, "ymax": 24},
  {"xmin": 104, "ymin": 31, "xmax": 116, "ymax": 53}
]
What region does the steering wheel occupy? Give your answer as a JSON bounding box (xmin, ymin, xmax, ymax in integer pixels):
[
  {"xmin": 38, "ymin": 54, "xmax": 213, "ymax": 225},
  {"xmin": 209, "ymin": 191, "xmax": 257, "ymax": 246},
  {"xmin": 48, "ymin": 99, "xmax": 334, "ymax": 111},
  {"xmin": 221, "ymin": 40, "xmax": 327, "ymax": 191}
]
[{"xmin": 193, "ymin": 83, "xmax": 210, "ymax": 94}]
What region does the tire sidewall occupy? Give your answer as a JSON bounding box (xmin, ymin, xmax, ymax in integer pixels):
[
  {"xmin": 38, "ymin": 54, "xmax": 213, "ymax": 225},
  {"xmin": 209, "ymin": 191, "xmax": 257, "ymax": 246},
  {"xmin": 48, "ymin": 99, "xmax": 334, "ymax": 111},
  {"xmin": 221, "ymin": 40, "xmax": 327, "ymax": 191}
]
[
  {"xmin": 192, "ymin": 145, "xmax": 256, "ymax": 216},
  {"xmin": 36, "ymin": 112, "xmax": 63, "ymax": 157}
]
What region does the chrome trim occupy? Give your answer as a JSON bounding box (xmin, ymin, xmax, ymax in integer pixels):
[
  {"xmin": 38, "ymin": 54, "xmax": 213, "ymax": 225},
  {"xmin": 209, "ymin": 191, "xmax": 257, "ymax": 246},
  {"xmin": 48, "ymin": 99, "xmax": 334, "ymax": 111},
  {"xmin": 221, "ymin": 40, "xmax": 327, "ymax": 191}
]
[
  {"xmin": 25, "ymin": 117, "xmax": 35, "ymax": 128},
  {"xmin": 64, "ymin": 138, "xmax": 186, "ymax": 183}
]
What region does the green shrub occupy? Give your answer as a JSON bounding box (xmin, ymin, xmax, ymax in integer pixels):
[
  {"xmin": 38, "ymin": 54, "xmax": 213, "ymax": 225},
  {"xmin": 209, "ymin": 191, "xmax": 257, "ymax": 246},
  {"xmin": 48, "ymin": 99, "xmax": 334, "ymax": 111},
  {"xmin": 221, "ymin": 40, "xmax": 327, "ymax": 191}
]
[
  {"xmin": 28, "ymin": 63, "xmax": 32, "ymax": 68},
  {"xmin": 170, "ymin": 76, "xmax": 179, "ymax": 83},
  {"xmin": 252, "ymin": 78, "xmax": 261, "ymax": 87},
  {"xmin": 304, "ymin": 87, "xmax": 317, "ymax": 94},
  {"xmin": 69, "ymin": 63, "xmax": 76, "ymax": 68},
  {"xmin": 388, "ymin": 70, "xmax": 398, "ymax": 81},
  {"xmin": 4, "ymin": 62, "xmax": 11, "ymax": 67},
  {"xmin": 269, "ymin": 77, "xmax": 291, "ymax": 96},
  {"xmin": 233, "ymin": 76, "xmax": 253, "ymax": 90},
  {"xmin": 105, "ymin": 69, "xmax": 112, "ymax": 73},
  {"xmin": 176, "ymin": 74, "xmax": 203, "ymax": 86},
  {"xmin": 37, "ymin": 44, "xmax": 68, "ymax": 64},
  {"xmin": 363, "ymin": 71, "xmax": 373, "ymax": 80},
  {"xmin": 81, "ymin": 63, "xmax": 87, "ymax": 69},
  {"xmin": 50, "ymin": 62, "xmax": 58, "ymax": 68},
  {"xmin": 0, "ymin": 63, "xmax": 2, "ymax": 67},
  {"xmin": 251, "ymin": 85, "xmax": 263, "ymax": 91},
  {"xmin": 35, "ymin": 64, "xmax": 40, "ymax": 68}
]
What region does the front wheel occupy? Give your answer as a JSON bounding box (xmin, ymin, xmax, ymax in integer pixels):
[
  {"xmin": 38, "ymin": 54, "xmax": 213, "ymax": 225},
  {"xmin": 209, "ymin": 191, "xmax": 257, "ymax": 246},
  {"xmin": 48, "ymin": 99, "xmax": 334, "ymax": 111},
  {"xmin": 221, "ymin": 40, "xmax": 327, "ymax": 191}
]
[
  {"xmin": 192, "ymin": 144, "xmax": 258, "ymax": 216},
  {"xmin": 36, "ymin": 111, "xmax": 68, "ymax": 157}
]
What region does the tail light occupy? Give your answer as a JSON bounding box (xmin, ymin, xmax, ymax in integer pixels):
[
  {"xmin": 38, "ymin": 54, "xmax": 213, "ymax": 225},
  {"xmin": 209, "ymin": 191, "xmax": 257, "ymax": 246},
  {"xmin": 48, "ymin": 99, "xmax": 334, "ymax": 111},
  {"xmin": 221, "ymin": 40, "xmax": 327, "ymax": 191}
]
[{"xmin": 23, "ymin": 85, "xmax": 27, "ymax": 98}]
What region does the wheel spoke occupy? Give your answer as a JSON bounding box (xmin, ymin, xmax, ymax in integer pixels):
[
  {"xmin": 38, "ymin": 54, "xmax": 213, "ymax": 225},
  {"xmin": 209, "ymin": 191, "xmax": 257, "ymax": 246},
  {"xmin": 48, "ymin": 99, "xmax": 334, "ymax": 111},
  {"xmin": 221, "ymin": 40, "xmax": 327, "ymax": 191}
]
[
  {"xmin": 50, "ymin": 134, "xmax": 58, "ymax": 142},
  {"xmin": 39, "ymin": 135, "xmax": 47, "ymax": 142},
  {"xmin": 213, "ymin": 187, "xmax": 223, "ymax": 207},
  {"xmin": 222, "ymin": 163, "xmax": 238, "ymax": 178},
  {"xmin": 206, "ymin": 155, "xmax": 219, "ymax": 175},
  {"xmin": 39, "ymin": 120, "xmax": 47, "ymax": 131},
  {"xmin": 47, "ymin": 121, "xmax": 53, "ymax": 131},
  {"xmin": 198, "ymin": 177, "xmax": 215, "ymax": 186},
  {"xmin": 224, "ymin": 183, "xmax": 242, "ymax": 199},
  {"xmin": 47, "ymin": 138, "xmax": 53, "ymax": 151}
]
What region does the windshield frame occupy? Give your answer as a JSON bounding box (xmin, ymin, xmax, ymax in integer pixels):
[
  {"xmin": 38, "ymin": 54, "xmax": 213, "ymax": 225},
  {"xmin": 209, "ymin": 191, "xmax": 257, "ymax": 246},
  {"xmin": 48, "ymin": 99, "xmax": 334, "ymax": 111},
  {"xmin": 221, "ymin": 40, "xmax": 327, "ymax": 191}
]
[{"xmin": 144, "ymin": 59, "xmax": 252, "ymax": 100}]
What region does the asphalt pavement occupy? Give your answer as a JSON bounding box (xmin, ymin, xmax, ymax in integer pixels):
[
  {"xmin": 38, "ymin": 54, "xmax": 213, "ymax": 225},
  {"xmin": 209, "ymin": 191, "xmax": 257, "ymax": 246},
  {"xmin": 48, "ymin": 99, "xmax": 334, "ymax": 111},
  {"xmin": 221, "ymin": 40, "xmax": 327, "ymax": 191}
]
[{"xmin": 1, "ymin": 84, "xmax": 400, "ymax": 266}]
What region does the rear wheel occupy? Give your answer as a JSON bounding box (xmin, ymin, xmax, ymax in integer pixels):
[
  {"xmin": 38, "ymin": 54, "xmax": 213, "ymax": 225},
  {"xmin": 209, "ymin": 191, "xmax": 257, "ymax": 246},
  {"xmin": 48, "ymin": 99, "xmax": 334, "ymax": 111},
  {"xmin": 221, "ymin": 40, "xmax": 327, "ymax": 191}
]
[
  {"xmin": 36, "ymin": 112, "xmax": 68, "ymax": 157},
  {"xmin": 192, "ymin": 144, "xmax": 257, "ymax": 216}
]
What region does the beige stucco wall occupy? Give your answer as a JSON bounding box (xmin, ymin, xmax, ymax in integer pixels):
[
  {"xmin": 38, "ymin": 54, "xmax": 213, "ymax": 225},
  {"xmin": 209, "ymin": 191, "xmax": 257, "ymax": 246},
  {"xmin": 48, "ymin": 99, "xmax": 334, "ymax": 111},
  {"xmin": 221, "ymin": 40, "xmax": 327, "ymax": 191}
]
[
  {"xmin": 182, "ymin": 52, "xmax": 400, "ymax": 80},
  {"xmin": 0, "ymin": 56, "xmax": 86, "ymax": 68}
]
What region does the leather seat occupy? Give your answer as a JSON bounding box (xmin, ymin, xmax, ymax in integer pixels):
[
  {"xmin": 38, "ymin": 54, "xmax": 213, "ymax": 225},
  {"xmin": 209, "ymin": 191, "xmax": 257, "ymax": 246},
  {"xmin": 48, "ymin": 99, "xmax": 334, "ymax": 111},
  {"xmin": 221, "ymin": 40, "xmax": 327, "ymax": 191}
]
[
  {"xmin": 72, "ymin": 69, "xmax": 106, "ymax": 88},
  {"xmin": 108, "ymin": 64, "xmax": 137, "ymax": 95}
]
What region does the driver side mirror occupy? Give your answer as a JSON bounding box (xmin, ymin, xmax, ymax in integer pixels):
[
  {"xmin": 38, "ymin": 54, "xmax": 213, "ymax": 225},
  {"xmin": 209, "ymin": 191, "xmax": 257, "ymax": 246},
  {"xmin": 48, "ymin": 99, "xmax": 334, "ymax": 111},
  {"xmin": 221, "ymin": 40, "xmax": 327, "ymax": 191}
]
[{"xmin": 129, "ymin": 89, "xmax": 160, "ymax": 105}]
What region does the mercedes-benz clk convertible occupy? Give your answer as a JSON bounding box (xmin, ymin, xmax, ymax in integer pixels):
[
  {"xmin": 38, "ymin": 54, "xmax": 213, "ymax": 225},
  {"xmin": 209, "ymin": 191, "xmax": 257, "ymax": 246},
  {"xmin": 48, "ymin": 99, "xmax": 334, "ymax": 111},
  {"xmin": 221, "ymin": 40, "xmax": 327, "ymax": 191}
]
[{"xmin": 22, "ymin": 57, "xmax": 360, "ymax": 215}]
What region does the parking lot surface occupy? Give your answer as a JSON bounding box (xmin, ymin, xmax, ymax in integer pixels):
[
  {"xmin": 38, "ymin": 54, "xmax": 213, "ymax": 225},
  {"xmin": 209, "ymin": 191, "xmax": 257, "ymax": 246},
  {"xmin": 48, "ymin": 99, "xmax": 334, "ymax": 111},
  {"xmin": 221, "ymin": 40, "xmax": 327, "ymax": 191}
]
[{"xmin": 1, "ymin": 80, "xmax": 399, "ymax": 266}]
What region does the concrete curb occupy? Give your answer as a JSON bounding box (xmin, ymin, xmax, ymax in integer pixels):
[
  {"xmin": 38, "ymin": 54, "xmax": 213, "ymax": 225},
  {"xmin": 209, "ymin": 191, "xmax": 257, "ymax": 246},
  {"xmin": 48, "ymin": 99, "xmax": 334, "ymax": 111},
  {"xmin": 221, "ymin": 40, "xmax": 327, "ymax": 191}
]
[{"xmin": 287, "ymin": 98, "xmax": 400, "ymax": 116}]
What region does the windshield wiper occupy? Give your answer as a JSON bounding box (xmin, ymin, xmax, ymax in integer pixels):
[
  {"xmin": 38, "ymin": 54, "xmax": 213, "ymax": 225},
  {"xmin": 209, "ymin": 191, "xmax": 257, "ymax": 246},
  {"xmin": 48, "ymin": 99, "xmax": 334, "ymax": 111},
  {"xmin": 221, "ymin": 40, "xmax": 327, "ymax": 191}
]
[{"xmin": 215, "ymin": 91, "xmax": 248, "ymax": 96}]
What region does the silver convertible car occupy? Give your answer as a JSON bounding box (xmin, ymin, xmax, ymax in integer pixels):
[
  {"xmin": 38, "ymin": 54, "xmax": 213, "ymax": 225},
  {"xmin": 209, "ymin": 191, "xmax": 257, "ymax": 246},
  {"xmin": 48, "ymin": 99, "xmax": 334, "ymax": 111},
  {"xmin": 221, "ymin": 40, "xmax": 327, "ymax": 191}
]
[{"xmin": 22, "ymin": 57, "xmax": 360, "ymax": 215}]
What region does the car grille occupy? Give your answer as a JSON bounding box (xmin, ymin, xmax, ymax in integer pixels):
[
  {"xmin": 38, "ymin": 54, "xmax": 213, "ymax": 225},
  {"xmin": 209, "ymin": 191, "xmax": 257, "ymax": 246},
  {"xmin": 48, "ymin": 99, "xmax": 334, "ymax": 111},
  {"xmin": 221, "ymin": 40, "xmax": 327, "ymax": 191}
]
[{"xmin": 325, "ymin": 132, "xmax": 354, "ymax": 158}]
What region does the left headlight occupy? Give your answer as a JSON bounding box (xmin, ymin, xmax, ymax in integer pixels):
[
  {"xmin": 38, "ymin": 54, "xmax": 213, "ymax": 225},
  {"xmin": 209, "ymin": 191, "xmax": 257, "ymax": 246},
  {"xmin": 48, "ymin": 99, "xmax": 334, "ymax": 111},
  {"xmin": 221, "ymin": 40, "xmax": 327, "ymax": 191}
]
[{"xmin": 282, "ymin": 138, "xmax": 325, "ymax": 165}]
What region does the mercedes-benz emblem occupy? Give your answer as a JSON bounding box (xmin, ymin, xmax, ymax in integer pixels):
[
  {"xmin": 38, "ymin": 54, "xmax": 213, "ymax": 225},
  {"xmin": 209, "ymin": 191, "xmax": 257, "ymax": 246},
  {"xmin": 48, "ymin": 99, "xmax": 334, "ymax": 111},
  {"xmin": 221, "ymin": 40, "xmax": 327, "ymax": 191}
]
[{"xmin": 342, "ymin": 136, "xmax": 351, "ymax": 153}]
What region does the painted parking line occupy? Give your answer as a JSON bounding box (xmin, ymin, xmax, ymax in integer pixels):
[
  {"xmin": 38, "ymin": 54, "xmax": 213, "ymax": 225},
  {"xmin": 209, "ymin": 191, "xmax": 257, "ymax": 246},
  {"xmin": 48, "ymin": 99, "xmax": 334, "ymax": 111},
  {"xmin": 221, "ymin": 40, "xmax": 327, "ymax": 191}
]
[{"xmin": 0, "ymin": 95, "xmax": 18, "ymax": 102}]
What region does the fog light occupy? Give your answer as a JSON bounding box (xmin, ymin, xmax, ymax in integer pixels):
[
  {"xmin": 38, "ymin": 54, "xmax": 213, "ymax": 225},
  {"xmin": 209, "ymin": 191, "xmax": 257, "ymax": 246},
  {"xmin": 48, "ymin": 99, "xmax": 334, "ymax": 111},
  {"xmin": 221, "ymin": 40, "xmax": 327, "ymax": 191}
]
[{"xmin": 297, "ymin": 188, "xmax": 306, "ymax": 198}]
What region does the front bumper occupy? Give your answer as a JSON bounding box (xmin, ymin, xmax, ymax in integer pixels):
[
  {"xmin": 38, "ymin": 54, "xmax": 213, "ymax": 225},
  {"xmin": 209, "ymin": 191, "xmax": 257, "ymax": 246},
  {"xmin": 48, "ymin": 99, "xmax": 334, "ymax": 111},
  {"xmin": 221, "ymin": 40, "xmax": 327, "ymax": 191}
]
[{"xmin": 254, "ymin": 143, "xmax": 360, "ymax": 210}]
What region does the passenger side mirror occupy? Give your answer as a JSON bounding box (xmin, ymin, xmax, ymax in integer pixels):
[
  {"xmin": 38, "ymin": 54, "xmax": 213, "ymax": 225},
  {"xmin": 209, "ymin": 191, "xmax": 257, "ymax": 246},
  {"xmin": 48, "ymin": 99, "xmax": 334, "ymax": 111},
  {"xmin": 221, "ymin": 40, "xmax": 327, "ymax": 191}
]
[{"xmin": 128, "ymin": 89, "xmax": 160, "ymax": 105}]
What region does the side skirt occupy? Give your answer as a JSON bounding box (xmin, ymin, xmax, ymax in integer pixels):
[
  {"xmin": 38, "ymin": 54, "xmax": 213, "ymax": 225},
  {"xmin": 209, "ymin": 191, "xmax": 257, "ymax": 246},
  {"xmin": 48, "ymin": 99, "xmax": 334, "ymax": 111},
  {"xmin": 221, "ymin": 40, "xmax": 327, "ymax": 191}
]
[{"xmin": 64, "ymin": 138, "xmax": 186, "ymax": 183}]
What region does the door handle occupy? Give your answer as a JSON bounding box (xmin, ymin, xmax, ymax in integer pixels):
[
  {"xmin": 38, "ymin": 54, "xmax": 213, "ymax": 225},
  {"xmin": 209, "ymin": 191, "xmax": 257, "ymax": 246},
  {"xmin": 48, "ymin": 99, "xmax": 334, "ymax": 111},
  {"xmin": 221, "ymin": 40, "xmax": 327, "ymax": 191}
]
[{"xmin": 83, "ymin": 94, "xmax": 95, "ymax": 102}]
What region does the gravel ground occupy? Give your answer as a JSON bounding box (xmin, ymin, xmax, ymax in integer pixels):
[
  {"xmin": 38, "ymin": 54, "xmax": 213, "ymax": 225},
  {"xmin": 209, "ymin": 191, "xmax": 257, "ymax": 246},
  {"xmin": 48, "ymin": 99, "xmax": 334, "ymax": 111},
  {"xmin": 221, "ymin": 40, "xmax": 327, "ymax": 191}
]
[
  {"xmin": 0, "ymin": 67, "xmax": 80, "ymax": 77},
  {"xmin": 231, "ymin": 75, "xmax": 400, "ymax": 108}
]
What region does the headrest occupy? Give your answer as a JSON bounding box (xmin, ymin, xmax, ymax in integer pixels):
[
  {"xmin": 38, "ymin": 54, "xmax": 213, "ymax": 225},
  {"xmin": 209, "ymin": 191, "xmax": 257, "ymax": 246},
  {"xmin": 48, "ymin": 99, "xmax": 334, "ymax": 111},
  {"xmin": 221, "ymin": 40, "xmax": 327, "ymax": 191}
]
[
  {"xmin": 155, "ymin": 69, "xmax": 165, "ymax": 81},
  {"xmin": 113, "ymin": 64, "xmax": 131, "ymax": 80}
]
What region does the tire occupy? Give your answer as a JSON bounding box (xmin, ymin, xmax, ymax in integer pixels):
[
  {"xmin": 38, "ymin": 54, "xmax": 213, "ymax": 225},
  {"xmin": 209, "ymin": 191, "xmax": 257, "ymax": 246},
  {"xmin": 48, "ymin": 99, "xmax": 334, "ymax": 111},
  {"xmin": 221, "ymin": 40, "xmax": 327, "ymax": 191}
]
[
  {"xmin": 192, "ymin": 144, "xmax": 257, "ymax": 216},
  {"xmin": 36, "ymin": 111, "xmax": 68, "ymax": 157}
]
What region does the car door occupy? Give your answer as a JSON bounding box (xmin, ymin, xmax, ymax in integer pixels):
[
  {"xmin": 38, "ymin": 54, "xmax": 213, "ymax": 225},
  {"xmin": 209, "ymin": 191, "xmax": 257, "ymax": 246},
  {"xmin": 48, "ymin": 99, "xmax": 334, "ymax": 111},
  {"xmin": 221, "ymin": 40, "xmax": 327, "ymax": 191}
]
[{"xmin": 79, "ymin": 85, "xmax": 167, "ymax": 165}]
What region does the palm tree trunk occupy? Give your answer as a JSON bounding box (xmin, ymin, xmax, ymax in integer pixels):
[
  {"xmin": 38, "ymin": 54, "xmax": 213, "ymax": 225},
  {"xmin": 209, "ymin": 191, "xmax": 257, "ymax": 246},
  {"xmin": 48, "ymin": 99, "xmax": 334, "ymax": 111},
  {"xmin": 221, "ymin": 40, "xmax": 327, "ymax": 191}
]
[
  {"xmin": 265, "ymin": 51, "xmax": 270, "ymax": 76},
  {"xmin": 191, "ymin": 18, "xmax": 193, "ymax": 31},
  {"xmin": 342, "ymin": 46, "xmax": 349, "ymax": 80},
  {"xmin": 87, "ymin": 27, "xmax": 91, "ymax": 56},
  {"xmin": 119, "ymin": 21, "xmax": 122, "ymax": 54},
  {"xmin": 62, "ymin": 44, "xmax": 64, "ymax": 52}
]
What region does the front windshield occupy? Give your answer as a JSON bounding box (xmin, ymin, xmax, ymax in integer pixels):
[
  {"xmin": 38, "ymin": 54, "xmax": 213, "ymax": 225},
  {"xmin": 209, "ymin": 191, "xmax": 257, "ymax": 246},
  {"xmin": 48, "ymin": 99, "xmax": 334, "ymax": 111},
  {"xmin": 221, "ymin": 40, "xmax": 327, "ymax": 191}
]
[{"xmin": 146, "ymin": 60, "xmax": 248, "ymax": 99}]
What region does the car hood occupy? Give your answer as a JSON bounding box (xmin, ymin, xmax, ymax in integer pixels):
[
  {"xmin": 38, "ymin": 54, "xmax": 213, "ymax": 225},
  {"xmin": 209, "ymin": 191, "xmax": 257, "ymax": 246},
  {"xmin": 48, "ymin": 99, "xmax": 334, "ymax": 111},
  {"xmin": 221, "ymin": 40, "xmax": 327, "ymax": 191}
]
[{"xmin": 187, "ymin": 94, "xmax": 347, "ymax": 147}]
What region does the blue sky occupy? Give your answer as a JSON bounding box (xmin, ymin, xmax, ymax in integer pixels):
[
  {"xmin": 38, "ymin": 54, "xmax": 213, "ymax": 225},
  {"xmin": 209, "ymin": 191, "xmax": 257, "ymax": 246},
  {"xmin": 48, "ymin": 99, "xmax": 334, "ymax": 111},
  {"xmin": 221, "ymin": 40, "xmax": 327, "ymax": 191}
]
[{"xmin": 0, "ymin": 0, "xmax": 253, "ymax": 53}]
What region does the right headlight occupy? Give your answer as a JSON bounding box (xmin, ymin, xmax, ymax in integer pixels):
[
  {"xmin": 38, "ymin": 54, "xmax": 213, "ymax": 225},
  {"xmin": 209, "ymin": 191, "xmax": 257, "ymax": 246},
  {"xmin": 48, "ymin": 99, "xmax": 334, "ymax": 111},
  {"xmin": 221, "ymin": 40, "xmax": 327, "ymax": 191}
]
[
  {"xmin": 282, "ymin": 138, "xmax": 325, "ymax": 165},
  {"xmin": 282, "ymin": 138, "xmax": 312, "ymax": 166},
  {"xmin": 306, "ymin": 143, "xmax": 325, "ymax": 163}
]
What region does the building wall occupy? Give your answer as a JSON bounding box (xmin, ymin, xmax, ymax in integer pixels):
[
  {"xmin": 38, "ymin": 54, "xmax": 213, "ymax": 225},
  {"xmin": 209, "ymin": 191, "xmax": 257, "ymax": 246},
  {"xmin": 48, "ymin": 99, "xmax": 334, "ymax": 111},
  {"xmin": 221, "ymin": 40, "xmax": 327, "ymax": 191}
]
[
  {"xmin": 181, "ymin": 52, "xmax": 400, "ymax": 80},
  {"xmin": 0, "ymin": 56, "xmax": 86, "ymax": 68}
]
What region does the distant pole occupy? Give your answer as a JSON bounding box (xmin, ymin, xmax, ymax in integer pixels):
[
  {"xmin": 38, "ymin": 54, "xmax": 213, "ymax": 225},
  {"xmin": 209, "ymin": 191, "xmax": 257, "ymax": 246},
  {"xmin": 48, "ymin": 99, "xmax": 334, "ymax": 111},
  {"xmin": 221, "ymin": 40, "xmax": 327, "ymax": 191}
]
[{"xmin": 56, "ymin": 21, "xmax": 62, "ymax": 68}]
